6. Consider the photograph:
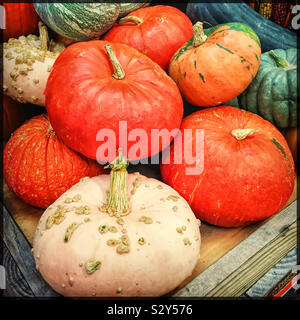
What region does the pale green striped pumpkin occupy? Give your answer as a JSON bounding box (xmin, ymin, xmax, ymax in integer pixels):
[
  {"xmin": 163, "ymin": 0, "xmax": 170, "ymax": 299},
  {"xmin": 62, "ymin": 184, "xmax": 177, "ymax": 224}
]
[
  {"xmin": 34, "ymin": 3, "xmax": 120, "ymax": 41},
  {"xmin": 118, "ymin": 1, "xmax": 151, "ymax": 18}
]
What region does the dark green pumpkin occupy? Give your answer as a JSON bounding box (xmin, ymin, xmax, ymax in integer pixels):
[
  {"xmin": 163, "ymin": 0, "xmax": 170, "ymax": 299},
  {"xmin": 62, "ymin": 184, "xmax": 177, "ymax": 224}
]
[{"xmin": 238, "ymin": 48, "xmax": 297, "ymax": 128}]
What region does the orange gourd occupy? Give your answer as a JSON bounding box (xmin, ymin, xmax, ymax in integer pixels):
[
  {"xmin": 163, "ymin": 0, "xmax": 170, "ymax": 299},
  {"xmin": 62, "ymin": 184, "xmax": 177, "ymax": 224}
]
[{"xmin": 169, "ymin": 22, "xmax": 261, "ymax": 107}]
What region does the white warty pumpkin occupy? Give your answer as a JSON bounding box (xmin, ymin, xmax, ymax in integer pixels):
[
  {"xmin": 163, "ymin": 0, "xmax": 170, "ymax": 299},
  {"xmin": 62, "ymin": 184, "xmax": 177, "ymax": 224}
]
[
  {"xmin": 33, "ymin": 167, "xmax": 201, "ymax": 297},
  {"xmin": 3, "ymin": 22, "xmax": 65, "ymax": 106}
]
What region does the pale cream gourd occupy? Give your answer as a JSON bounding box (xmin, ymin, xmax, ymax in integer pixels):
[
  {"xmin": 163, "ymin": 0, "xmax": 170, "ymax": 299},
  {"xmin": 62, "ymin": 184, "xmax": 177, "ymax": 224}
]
[
  {"xmin": 3, "ymin": 22, "xmax": 65, "ymax": 106},
  {"xmin": 33, "ymin": 152, "xmax": 201, "ymax": 297}
]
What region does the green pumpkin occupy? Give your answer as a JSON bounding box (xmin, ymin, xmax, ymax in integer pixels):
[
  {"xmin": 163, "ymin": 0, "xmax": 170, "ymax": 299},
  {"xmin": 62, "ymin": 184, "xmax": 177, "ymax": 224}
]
[
  {"xmin": 238, "ymin": 48, "xmax": 297, "ymax": 128},
  {"xmin": 34, "ymin": 3, "xmax": 120, "ymax": 41},
  {"xmin": 118, "ymin": 1, "xmax": 151, "ymax": 18}
]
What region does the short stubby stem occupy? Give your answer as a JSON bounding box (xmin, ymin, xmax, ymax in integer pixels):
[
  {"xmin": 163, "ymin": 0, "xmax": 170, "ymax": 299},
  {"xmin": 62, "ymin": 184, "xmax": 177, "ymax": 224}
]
[
  {"xmin": 103, "ymin": 149, "xmax": 130, "ymax": 217},
  {"xmin": 231, "ymin": 128, "xmax": 255, "ymax": 140},
  {"xmin": 119, "ymin": 15, "xmax": 143, "ymax": 25},
  {"xmin": 192, "ymin": 22, "xmax": 207, "ymax": 47},
  {"xmin": 104, "ymin": 44, "xmax": 125, "ymax": 80},
  {"xmin": 269, "ymin": 50, "xmax": 289, "ymax": 69}
]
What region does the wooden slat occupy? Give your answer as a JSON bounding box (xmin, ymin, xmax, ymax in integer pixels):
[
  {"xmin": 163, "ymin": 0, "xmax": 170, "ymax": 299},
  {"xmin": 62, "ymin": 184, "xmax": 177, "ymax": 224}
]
[
  {"xmin": 1, "ymin": 205, "xmax": 59, "ymax": 297},
  {"xmin": 2, "ymin": 240, "xmax": 34, "ymax": 297},
  {"xmin": 207, "ymin": 222, "xmax": 297, "ymax": 297},
  {"xmin": 174, "ymin": 201, "xmax": 297, "ymax": 297},
  {"xmin": 246, "ymin": 247, "xmax": 297, "ymax": 297}
]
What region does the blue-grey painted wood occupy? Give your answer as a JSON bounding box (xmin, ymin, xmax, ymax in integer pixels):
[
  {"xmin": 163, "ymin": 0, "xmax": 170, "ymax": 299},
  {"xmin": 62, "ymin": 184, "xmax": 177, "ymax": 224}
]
[
  {"xmin": 2, "ymin": 240, "xmax": 34, "ymax": 297},
  {"xmin": 246, "ymin": 247, "xmax": 297, "ymax": 297},
  {"xmin": 1, "ymin": 204, "xmax": 59, "ymax": 297}
]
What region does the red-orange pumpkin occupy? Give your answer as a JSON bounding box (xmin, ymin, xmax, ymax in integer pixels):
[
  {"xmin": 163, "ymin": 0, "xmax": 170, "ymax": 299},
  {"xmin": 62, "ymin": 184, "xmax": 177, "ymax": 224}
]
[
  {"xmin": 103, "ymin": 5, "xmax": 193, "ymax": 70},
  {"xmin": 45, "ymin": 41, "xmax": 183, "ymax": 162},
  {"xmin": 160, "ymin": 106, "xmax": 295, "ymax": 227},
  {"xmin": 168, "ymin": 22, "xmax": 261, "ymax": 107},
  {"xmin": 2, "ymin": 94, "xmax": 25, "ymax": 140},
  {"xmin": 3, "ymin": 3, "xmax": 39, "ymax": 42},
  {"xmin": 3, "ymin": 114, "xmax": 104, "ymax": 208}
]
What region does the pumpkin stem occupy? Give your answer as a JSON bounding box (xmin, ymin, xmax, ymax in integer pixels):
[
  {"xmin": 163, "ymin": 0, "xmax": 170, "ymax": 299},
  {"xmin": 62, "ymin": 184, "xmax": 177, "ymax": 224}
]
[
  {"xmin": 192, "ymin": 22, "xmax": 207, "ymax": 47},
  {"xmin": 231, "ymin": 129, "xmax": 255, "ymax": 140},
  {"xmin": 269, "ymin": 50, "xmax": 289, "ymax": 69},
  {"xmin": 103, "ymin": 148, "xmax": 130, "ymax": 217},
  {"xmin": 38, "ymin": 21, "xmax": 49, "ymax": 52},
  {"xmin": 104, "ymin": 44, "xmax": 125, "ymax": 80},
  {"xmin": 118, "ymin": 15, "xmax": 143, "ymax": 25}
]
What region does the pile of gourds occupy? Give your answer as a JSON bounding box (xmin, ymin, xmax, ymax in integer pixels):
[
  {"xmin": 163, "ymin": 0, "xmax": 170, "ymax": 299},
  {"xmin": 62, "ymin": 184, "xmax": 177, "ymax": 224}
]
[{"xmin": 2, "ymin": 2, "xmax": 297, "ymax": 297}]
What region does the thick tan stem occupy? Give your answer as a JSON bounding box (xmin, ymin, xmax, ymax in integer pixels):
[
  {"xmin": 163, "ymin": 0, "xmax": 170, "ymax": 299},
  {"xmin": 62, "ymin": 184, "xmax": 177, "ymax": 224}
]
[
  {"xmin": 231, "ymin": 129, "xmax": 255, "ymax": 140},
  {"xmin": 119, "ymin": 15, "xmax": 143, "ymax": 25},
  {"xmin": 38, "ymin": 21, "xmax": 49, "ymax": 51},
  {"xmin": 192, "ymin": 22, "xmax": 207, "ymax": 47},
  {"xmin": 104, "ymin": 44, "xmax": 125, "ymax": 80},
  {"xmin": 103, "ymin": 149, "xmax": 130, "ymax": 217}
]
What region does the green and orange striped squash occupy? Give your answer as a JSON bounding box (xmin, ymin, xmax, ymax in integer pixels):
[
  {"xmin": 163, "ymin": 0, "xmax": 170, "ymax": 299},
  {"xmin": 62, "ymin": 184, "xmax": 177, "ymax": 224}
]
[{"xmin": 168, "ymin": 22, "xmax": 261, "ymax": 107}]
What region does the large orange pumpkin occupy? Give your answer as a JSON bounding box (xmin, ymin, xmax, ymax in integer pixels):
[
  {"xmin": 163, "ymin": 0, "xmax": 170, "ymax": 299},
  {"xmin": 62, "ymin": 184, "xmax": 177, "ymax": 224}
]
[
  {"xmin": 168, "ymin": 22, "xmax": 261, "ymax": 107},
  {"xmin": 3, "ymin": 114, "xmax": 104, "ymax": 208},
  {"xmin": 3, "ymin": 3, "xmax": 39, "ymax": 42},
  {"xmin": 160, "ymin": 106, "xmax": 295, "ymax": 227},
  {"xmin": 2, "ymin": 94, "xmax": 25, "ymax": 140}
]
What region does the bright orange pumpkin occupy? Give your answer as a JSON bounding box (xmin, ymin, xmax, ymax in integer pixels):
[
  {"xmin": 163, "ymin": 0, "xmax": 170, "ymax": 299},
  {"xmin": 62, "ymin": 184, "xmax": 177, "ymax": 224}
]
[
  {"xmin": 168, "ymin": 22, "xmax": 261, "ymax": 107},
  {"xmin": 2, "ymin": 94, "xmax": 25, "ymax": 140},
  {"xmin": 3, "ymin": 3, "xmax": 39, "ymax": 42}
]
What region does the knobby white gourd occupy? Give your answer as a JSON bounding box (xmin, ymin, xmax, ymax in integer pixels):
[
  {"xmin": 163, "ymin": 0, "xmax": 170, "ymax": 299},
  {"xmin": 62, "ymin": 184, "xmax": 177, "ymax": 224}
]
[
  {"xmin": 3, "ymin": 22, "xmax": 65, "ymax": 106},
  {"xmin": 33, "ymin": 150, "xmax": 201, "ymax": 297}
]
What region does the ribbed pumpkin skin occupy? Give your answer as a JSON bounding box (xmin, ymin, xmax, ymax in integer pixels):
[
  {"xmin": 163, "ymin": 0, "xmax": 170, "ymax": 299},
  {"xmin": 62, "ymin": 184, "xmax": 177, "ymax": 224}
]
[
  {"xmin": 45, "ymin": 41, "xmax": 183, "ymax": 162},
  {"xmin": 3, "ymin": 3, "xmax": 39, "ymax": 42},
  {"xmin": 239, "ymin": 48, "xmax": 297, "ymax": 128},
  {"xmin": 2, "ymin": 95, "xmax": 25, "ymax": 140},
  {"xmin": 103, "ymin": 5, "xmax": 193, "ymax": 70},
  {"xmin": 160, "ymin": 106, "xmax": 295, "ymax": 227},
  {"xmin": 3, "ymin": 115, "xmax": 103, "ymax": 208},
  {"xmin": 168, "ymin": 23, "xmax": 261, "ymax": 107},
  {"xmin": 34, "ymin": 3, "xmax": 120, "ymax": 41}
]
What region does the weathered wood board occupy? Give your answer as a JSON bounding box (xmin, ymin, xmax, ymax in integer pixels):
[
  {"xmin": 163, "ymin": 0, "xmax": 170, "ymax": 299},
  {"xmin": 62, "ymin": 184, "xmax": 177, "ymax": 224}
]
[{"xmin": 2, "ymin": 168, "xmax": 298, "ymax": 297}]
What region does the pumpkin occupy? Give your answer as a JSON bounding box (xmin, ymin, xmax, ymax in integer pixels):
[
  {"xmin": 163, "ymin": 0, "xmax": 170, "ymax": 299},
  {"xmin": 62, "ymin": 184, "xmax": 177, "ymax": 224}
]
[
  {"xmin": 186, "ymin": 1, "xmax": 297, "ymax": 52},
  {"xmin": 168, "ymin": 22, "xmax": 261, "ymax": 107},
  {"xmin": 33, "ymin": 3, "xmax": 120, "ymax": 41},
  {"xmin": 3, "ymin": 114, "xmax": 103, "ymax": 209},
  {"xmin": 2, "ymin": 94, "xmax": 25, "ymax": 140},
  {"xmin": 118, "ymin": 1, "xmax": 151, "ymax": 18},
  {"xmin": 32, "ymin": 151, "xmax": 201, "ymax": 297},
  {"xmin": 103, "ymin": 5, "xmax": 193, "ymax": 70},
  {"xmin": 238, "ymin": 48, "xmax": 297, "ymax": 129},
  {"xmin": 45, "ymin": 41, "xmax": 183, "ymax": 162},
  {"xmin": 3, "ymin": 3, "xmax": 39, "ymax": 42},
  {"xmin": 282, "ymin": 127, "xmax": 298, "ymax": 163},
  {"xmin": 3, "ymin": 22, "xmax": 65, "ymax": 106},
  {"xmin": 160, "ymin": 106, "xmax": 295, "ymax": 227}
]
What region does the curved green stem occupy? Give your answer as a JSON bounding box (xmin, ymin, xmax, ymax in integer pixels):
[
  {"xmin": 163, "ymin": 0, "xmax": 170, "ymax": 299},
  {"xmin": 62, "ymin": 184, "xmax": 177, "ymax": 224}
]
[
  {"xmin": 269, "ymin": 50, "xmax": 289, "ymax": 69},
  {"xmin": 103, "ymin": 149, "xmax": 130, "ymax": 217},
  {"xmin": 192, "ymin": 22, "xmax": 207, "ymax": 47},
  {"xmin": 119, "ymin": 15, "xmax": 143, "ymax": 25},
  {"xmin": 104, "ymin": 44, "xmax": 125, "ymax": 80}
]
